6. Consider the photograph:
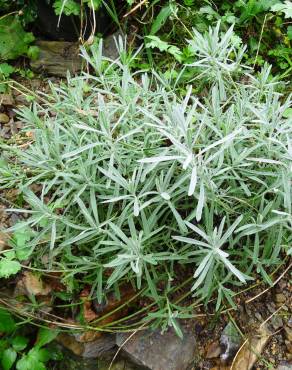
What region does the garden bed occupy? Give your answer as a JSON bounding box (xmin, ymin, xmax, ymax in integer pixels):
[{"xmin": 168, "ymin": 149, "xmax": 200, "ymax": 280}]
[{"xmin": 0, "ymin": 2, "xmax": 291, "ymax": 369}]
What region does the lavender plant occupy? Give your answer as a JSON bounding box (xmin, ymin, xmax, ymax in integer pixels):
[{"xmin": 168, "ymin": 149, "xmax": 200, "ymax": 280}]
[{"xmin": 0, "ymin": 24, "xmax": 291, "ymax": 332}]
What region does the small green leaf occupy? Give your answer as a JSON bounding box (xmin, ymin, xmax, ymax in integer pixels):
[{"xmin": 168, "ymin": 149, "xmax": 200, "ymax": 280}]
[
  {"xmin": 53, "ymin": 0, "xmax": 80, "ymax": 16},
  {"xmin": 150, "ymin": 4, "xmax": 173, "ymax": 35},
  {"xmin": 16, "ymin": 348, "xmax": 48, "ymax": 370},
  {"xmin": 27, "ymin": 46, "xmax": 40, "ymax": 61},
  {"xmin": 84, "ymin": 0, "xmax": 102, "ymax": 10},
  {"xmin": 12, "ymin": 336, "xmax": 29, "ymax": 351},
  {"xmin": 36, "ymin": 328, "xmax": 59, "ymax": 348},
  {"xmin": 11, "ymin": 224, "xmax": 34, "ymax": 261},
  {"xmin": 287, "ymin": 25, "xmax": 292, "ymax": 39},
  {"xmin": 0, "ymin": 309, "xmax": 16, "ymax": 333},
  {"xmin": 1, "ymin": 348, "xmax": 17, "ymax": 370},
  {"xmin": 283, "ymin": 108, "xmax": 292, "ymax": 118},
  {"xmin": 0, "ymin": 63, "xmax": 14, "ymax": 78},
  {"xmin": 0, "ymin": 258, "xmax": 21, "ymax": 278}
]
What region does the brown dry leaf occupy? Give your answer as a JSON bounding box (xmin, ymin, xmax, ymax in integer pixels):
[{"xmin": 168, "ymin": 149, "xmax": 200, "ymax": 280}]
[
  {"xmin": 79, "ymin": 286, "xmax": 98, "ymax": 323},
  {"xmin": 83, "ymin": 301, "xmax": 98, "ymax": 322},
  {"xmin": 231, "ymin": 325, "xmax": 271, "ymax": 370},
  {"xmin": 21, "ymin": 271, "xmax": 52, "ymax": 296},
  {"xmin": 43, "ymin": 274, "xmax": 66, "ymax": 292}
]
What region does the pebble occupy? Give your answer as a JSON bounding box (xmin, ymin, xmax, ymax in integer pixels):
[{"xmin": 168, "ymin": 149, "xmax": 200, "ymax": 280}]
[
  {"xmin": 255, "ymin": 312, "xmax": 263, "ymax": 321},
  {"xmin": 0, "ymin": 93, "xmax": 14, "ymax": 106},
  {"xmin": 116, "ymin": 325, "xmax": 196, "ymax": 370},
  {"xmin": 267, "ymin": 303, "xmax": 276, "ymax": 314},
  {"xmin": 15, "ymin": 95, "xmax": 29, "ymax": 106},
  {"xmin": 206, "ymin": 341, "xmax": 221, "ymax": 359},
  {"xmin": 277, "ymin": 362, "xmax": 292, "ymax": 370},
  {"xmin": 285, "ymin": 340, "xmax": 292, "ymax": 354},
  {"xmin": 0, "ymin": 113, "xmax": 10, "ymax": 123},
  {"xmin": 270, "ymin": 315, "xmax": 284, "ymax": 330},
  {"xmin": 220, "ymin": 321, "xmax": 241, "ymax": 362},
  {"xmin": 284, "ymin": 327, "xmax": 292, "ymax": 342},
  {"xmin": 275, "ymin": 294, "xmax": 286, "ymax": 304}
]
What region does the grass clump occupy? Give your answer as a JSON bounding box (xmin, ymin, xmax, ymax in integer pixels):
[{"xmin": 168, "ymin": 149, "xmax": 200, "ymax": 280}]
[{"xmin": 0, "ymin": 24, "xmax": 291, "ymax": 332}]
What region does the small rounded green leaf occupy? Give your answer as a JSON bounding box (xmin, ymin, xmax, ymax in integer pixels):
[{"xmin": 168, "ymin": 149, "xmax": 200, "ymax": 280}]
[
  {"xmin": 0, "ymin": 309, "xmax": 16, "ymax": 333},
  {"xmin": 0, "ymin": 259, "xmax": 21, "ymax": 278},
  {"xmin": 12, "ymin": 336, "xmax": 29, "ymax": 351},
  {"xmin": 1, "ymin": 348, "xmax": 17, "ymax": 370},
  {"xmin": 27, "ymin": 46, "xmax": 39, "ymax": 61},
  {"xmin": 36, "ymin": 328, "xmax": 59, "ymax": 348}
]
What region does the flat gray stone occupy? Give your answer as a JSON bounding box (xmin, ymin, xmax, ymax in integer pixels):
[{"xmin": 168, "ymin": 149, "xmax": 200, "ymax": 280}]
[
  {"xmin": 277, "ymin": 363, "xmax": 292, "ymax": 370},
  {"xmin": 116, "ymin": 325, "xmax": 196, "ymax": 370},
  {"xmin": 82, "ymin": 335, "xmax": 116, "ymax": 358},
  {"xmin": 30, "ymin": 41, "xmax": 82, "ymax": 76},
  {"xmin": 102, "ymin": 30, "xmax": 124, "ymax": 60},
  {"xmin": 30, "ymin": 31, "xmax": 124, "ymax": 77},
  {"xmin": 56, "ymin": 332, "xmax": 115, "ymax": 358}
]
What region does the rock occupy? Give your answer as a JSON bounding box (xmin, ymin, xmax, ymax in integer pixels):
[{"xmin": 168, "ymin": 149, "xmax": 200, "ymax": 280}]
[
  {"xmin": 0, "ymin": 113, "xmax": 10, "ymax": 123},
  {"xmin": 29, "ymin": 32, "xmax": 124, "ymax": 77},
  {"xmin": 55, "ymin": 346, "xmax": 139, "ymax": 370},
  {"xmin": 53, "ymin": 352, "xmax": 99, "ymax": 370},
  {"xmin": 15, "ymin": 94, "xmax": 30, "ymax": 106},
  {"xmin": 270, "ymin": 315, "xmax": 284, "ymax": 330},
  {"xmin": 102, "ymin": 30, "xmax": 124, "ymax": 60},
  {"xmin": 220, "ymin": 321, "xmax": 241, "ymax": 362},
  {"xmin": 74, "ymin": 330, "xmax": 101, "ymax": 343},
  {"xmin": 267, "ymin": 302, "xmax": 276, "ymax": 314},
  {"xmin": 98, "ymin": 358, "xmax": 138, "ymax": 370},
  {"xmin": 254, "ymin": 312, "xmax": 263, "ymax": 321},
  {"xmin": 231, "ymin": 324, "xmax": 271, "ymax": 370},
  {"xmin": 116, "ymin": 325, "xmax": 196, "ymax": 370},
  {"xmin": 57, "ymin": 333, "xmax": 84, "ymax": 356},
  {"xmin": 275, "ymin": 293, "xmax": 286, "ymax": 304},
  {"xmin": 57, "ymin": 332, "xmax": 116, "ymax": 358},
  {"xmin": 30, "ymin": 41, "xmax": 82, "ymax": 77},
  {"xmin": 82, "ymin": 335, "xmax": 116, "ymax": 358},
  {"xmin": 206, "ymin": 341, "xmax": 221, "ymax": 359},
  {"xmin": 286, "ymin": 340, "xmax": 292, "ymax": 354},
  {"xmin": 0, "ymin": 125, "xmax": 10, "ymax": 138},
  {"xmin": 277, "ymin": 362, "xmax": 292, "ymax": 370},
  {"xmin": 0, "ymin": 94, "xmax": 14, "ymax": 106},
  {"xmin": 284, "ymin": 327, "xmax": 292, "ymax": 342}
]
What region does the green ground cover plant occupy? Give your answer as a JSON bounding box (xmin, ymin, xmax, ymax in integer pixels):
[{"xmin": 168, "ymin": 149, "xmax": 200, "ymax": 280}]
[
  {"xmin": 123, "ymin": 0, "xmax": 292, "ymax": 78},
  {"xmin": 1, "ymin": 0, "xmax": 292, "ymax": 78},
  {"xmin": 0, "ymin": 308, "xmax": 60, "ymax": 370},
  {"xmin": 0, "ymin": 24, "xmax": 291, "ymax": 334}
]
